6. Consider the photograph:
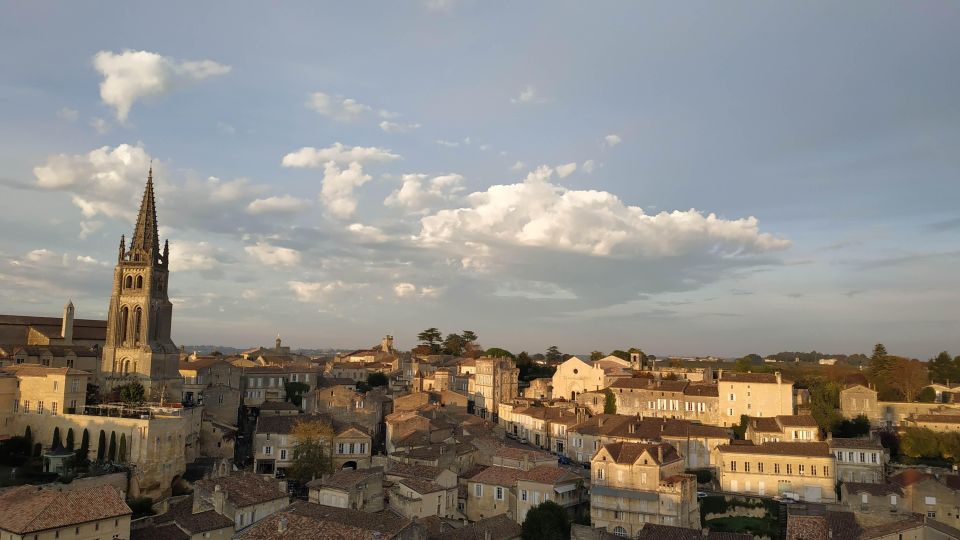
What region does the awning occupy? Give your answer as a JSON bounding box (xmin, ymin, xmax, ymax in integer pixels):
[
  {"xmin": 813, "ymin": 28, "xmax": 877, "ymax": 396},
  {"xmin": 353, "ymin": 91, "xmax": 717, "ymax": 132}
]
[{"xmin": 555, "ymin": 484, "xmax": 576, "ymax": 494}]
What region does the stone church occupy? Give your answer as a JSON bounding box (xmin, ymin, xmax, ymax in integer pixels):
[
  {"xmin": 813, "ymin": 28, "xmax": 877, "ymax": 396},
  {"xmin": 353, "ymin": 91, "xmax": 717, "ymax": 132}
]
[{"xmin": 100, "ymin": 168, "xmax": 182, "ymax": 400}]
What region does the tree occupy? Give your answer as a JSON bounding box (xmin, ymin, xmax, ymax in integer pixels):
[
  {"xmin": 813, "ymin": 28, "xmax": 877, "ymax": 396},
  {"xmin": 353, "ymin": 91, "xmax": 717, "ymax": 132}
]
[
  {"xmin": 516, "ymin": 351, "xmax": 531, "ymax": 366},
  {"xmin": 366, "ymin": 372, "xmax": 388, "ymax": 387},
  {"xmin": 732, "ymin": 415, "xmax": 750, "ymax": 440},
  {"xmin": 118, "ymin": 382, "xmax": 145, "ymax": 405},
  {"xmin": 417, "ymin": 328, "xmax": 443, "ymax": 353},
  {"xmin": 610, "ymin": 350, "xmax": 630, "ymax": 362},
  {"xmin": 833, "ymin": 415, "xmax": 870, "ymax": 438},
  {"xmin": 77, "ymin": 429, "xmax": 90, "ymax": 463},
  {"xmin": 288, "ymin": 419, "xmax": 335, "ymax": 482},
  {"xmin": 809, "ymin": 379, "xmax": 843, "ymax": 433},
  {"xmin": 603, "ymin": 388, "xmax": 617, "ymax": 414},
  {"xmin": 442, "ymin": 333, "xmax": 466, "ymax": 356},
  {"xmin": 590, "ymin": 351, "xmax": 604, "ymax": 362},
  {"xmin": 521, "ymin": 500, "xmax": 570, "ymax": 540},
  {"xmin": 96, "ymin": 431, "xmax": 106, "ymax": 461},
  {"xmin": 545, "ymin": 346, "xmax": 562, "ymax": 363},
  {"xmin": 888, "ymin": 357, "xmax": 928, "ymax": 402},
  {"xmin": 65, "ymin": 429, "xmax": 75, "ymax": 451},
  {"xmin": 485, "ymin": 348, "xmax": 515, "ymax": 359},
  {"xmin": 85, "ymin": 383, "xmax": 101, "ymax": 407},
  {"xmin": 108, "ymin": 432, "xmax": 117, "ymax": 461},
  {"xmin": 917, "ymin": 387, "xmax": 937, "ymax": 403},
  {"xmin": 461, "ymin": 330, "xmax": 478, "ymax": 343},
  {"xmin": 52, "ymin": 427, "xmax": 62, "ymax": 450},
  {"xmin": 929, "ymin": 351, "xmax": 959, "ymax": 384},
  {"xmin": 284, "ymin": 382, "xmax": 311, "ymax": 407}
]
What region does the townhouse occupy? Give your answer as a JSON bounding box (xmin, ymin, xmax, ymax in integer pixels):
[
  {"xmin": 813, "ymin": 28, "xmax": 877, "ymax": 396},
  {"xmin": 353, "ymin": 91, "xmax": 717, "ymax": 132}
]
[
  {"xmin": 717, "ymin": 370, "xmax": 795, "ymax": 427},
  {"xmin": 194, "ymin": 471, "xmax": 290, "ymax": 531},
  {"xmin": 713, "ymin": 441, "xmax": 836, "ymax": 502},
  {"xmin": 829, "ymin": 435, "xmax": 887, "ymax": 483},
  {"xmin": 253, "ymin": 413, "xmax": 372, "ymax": 475},
  {"xmin": 744, "ymin": 414, "xmax": 821, "ymax": 444},
  {"xmin": 467, "ymin": 465, "xmax": 584, "ymax": 523},
  {"xmin": 307, "ymin": 467, "xmax": 385, "ymax": 511},
  {"xmin": 889, "ymin": 469, "xmax": 960, "ymax": 528},
  {"xmin": 0, "ymin": 484, "xmax": 131, "ymax": 540}
]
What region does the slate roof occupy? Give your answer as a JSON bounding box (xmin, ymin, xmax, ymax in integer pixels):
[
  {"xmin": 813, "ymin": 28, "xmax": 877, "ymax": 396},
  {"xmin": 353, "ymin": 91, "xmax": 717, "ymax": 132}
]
[
  {"xmin": 0, "ymin": 484, "xmax": 131, "ymax": 534},
  {"xmin": 716, "ymin": 441, "xmax": 831, "ymax": 457},
  {"xmin": 194, "ymin": 472, "xmax": 287, "ymax": 509}
]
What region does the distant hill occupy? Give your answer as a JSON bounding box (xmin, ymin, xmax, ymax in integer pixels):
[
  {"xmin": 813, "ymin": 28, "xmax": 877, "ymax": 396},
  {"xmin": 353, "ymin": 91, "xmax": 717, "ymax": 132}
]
[{"xmin": 180, "ymin": 345, "xmax": 350, "ymax": 356}]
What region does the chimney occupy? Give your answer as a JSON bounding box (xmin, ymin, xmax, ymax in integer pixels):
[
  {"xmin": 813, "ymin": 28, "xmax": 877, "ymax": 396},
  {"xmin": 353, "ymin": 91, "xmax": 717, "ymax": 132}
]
[
  {"xmin": 657, "ymin": 445, "xmax": 663, "ymax": 463},
  {"xmin": 278, "ymin": 516, "xmax": 288, "ymax": 533},
  {"xmin": 702, "ymin": 528, "xmax": 710, "ymax": 538},
  {"xmin": 279, "ymin": 480, "xmax": 288, "ymax": 495},
  {"xmin": 212, "ymin": 484, "xmax": 226, "ymax": 514},
  {"xmin": 775, "ymin": 371, "xmax": 782, "ymax": 384},
  {"xmin": 61, "ymin": 300, "xmax": 74, "ymax": 344}
]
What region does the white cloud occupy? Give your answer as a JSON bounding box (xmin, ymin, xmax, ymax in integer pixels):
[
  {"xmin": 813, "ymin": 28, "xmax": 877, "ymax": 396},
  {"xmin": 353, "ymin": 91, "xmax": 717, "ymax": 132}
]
[
  {"xmin": 57, "ymin": 107, "xmax": 78, "ymax": 122},
  {"xmin": 510, "ymin": 161, "xmax": 526, "ymax": 171},
  {"xmin": 582, "ymin": 159, "xmax": 596, "ymax": 174},
  {"xmin": 435, "ymin": 139, "xmax": 460, "ymax": 148},
  {"xmin": 604, "ymin": 134, "xmax": 622, "ymax": 147},
  {"xmin": 394, "ymin": 282, "xmax": 442, "ymax": 299},
  {"xmin": 25, "ymin": 249, "xmax": 60, "ymax": 265},
  {"xmin": 78, "ymin": 220, "xmax": 103, "ymax": 239},
  {"xmin": 555, "ymin": 162, "xmax": 577, "ymax": 178},
  {"xmin": 93, "ymin": 49, "xmax": 230, "ymax": 121},
  {"xmin": 510, "ymin": 85, "xmax": 541, "ymax": 104},
  {"xmin": 288, "ymin": 280, "xmax": 364, "ymax": 302},
  {"xmin": 347, "ymin": 223, "xmax": 388, "ymax": 243},
  {"xmin": 379, "ymin": 120, "xmax": 421, "ymax": 133},
  {"xmin": 321, "ymin": 162, "xmax": 372, "ymax": 219},
  {"xmin": 75, "ymin": 255, "xmax": 105, "ymax": 266},
  {"xmin": 90, "ymin": 117, "xmax": 111, "ymax": 134},
  {"xmin": 418, "ymin": 166, "xmax": 790, "ymax": 259},
  {"xmin": 170, "ymin": 240, "xmax": 222, "ymax": 272},
  {"xmin": 307, "ymin": 92, "xmax": 374, "ymax": 121},
  {"xmin": 423, "ymin": 0, "xmax": 457, "ymax": 12},
  {"xmin": 384, "ymin": 173, "xmax": 464, "ymax": 213},
  {"xmin": 246, "ymin": 195, "xmax": 310, "ymax": 215},
  {"xmin": 281, "ymin": 143, "xmax": 401, "ymax": 167},
  {"xmin": 244, "ymin": 242, "xmax": 302, "ymax": 267}
]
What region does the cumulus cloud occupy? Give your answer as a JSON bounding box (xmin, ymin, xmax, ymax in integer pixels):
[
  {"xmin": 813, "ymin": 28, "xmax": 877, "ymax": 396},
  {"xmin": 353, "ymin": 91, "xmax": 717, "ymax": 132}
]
[
  {"xmin": 78, "ymin": 220, "xmax": 103, "ymax": 239},
  {"xmin": 347, "ymin": 223, "xmax": 388, "ymax": 243},
  {"xmin": 604, "ymin": 134, "xmax": 622, "ymax": 147},
  {"xmin": 93, "ymin": 49, "xmax": 230, "ymax": 121},
  {"xmin": 379, "ymin": 120, "xmax": 421, "ymax": 133},
  {"xmin": 582, "ymin": 160, "xmax": 596, "ymax": 173},
  {"xmin": 555, "ymin": 162, "xmax": 577, "ymax": 178},
  {"xmin": 307, "ymin": 92, "xmax": 373, "ymax": 121},
  {"xmin": 90, "ymin": 117, "xmax": 111, "ymax": 134},
  {"xmin": 288, "ymin": 280, "xmax": 365, "ymax": 302},
  {"xmin": 511, "ymin": 85, "xmax": 543, "ymax": 104},
  {"xmin": 281, "ymin": 143, "xmax": 401, "ymax": 167},
  {"xmin": 57, "ymin": 107, "xmax": 78, "ymax": 122},
  {"xmin": 169, "ymin": 240, "xmax": 223, "ymax": 272},
  {"xmin": 246, "ymin": 195, "xmax": 310, "ymax": 215},
  {"xmin": 320, "ymin": 162, "xmax": 372, "ymax": 219},
  {"xmin": 384, "ymin": 173, "xmax": 464, "ymax": 213},
  {"xmin": 510, "ymin": 161, "xmax": 526, "ymax": 171},
  {"xmin": 245, "ymin": 242, "xmax": 302, "ymax": 267},
  {"xmin": 394, "ymin": 282, "xmax": 443, "ymax": 299},
  {"xmin": 435, "ymin": 139, "xmax": 460, "ymax": 148},
  {"xmin": 418, "ymin": 166, "xmax": 790, "ymax": 259}
]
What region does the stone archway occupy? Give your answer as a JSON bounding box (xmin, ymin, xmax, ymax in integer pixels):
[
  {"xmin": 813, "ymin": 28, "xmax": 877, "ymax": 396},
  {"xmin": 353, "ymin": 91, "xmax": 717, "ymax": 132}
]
[{"xmin": 341, "ymin": 461, "xmax": 358, "ymax": 470}]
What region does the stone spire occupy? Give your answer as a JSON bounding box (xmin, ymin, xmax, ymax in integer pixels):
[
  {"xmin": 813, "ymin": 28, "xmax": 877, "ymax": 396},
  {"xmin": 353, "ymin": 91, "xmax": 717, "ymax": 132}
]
[{"xmin": 130, "ymin": 166, "xmax": 160, "ymax": 262}]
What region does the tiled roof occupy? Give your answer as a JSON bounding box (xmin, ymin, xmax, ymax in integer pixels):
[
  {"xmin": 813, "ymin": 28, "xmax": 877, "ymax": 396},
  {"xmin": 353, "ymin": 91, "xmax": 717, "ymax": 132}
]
[
  {"xmin": 776, "ymin": 414, "xmax": 819, "ymax": 427},
  {"xmin": 889, "ymin": 469, "xmax": 933, "ymax": 487},
  {"xmin": 720, "ymin": 372, "xmax": 791, "ymax": 384},
  {"xmin": 636, "ymin": 523, "xmax": 752, "ymax": 540},
  {"xmin": 716, "ymin": 441, "xmax": 831, "ymax": 457},
  {"xmin": 132, "ymin": 522, "xmax": 190, "ymax": 540},
  {"xmin": 307, "ymin": 467, "xmax": 382, "ymax": 491},
  {"xmin": 842, "ymin": 482, "xmax": 902, "ymax": 497},
  {"xmin": 654, "ymin": 380, "xmax": 690, "ymax": 392},
  {"xmin": 0, "ymin": 364, "xmax": 90, "ymax": 377},
  {"xmin": 598, "ymin": 441, "xmax": 680, "ymax": 465},
  {"xmin": 518, "ymin": 465, "xmax": 580, "ymax": 485},
  {"xmin": 828, "ymin": 437, "xmax": 883, "ymax": 449},
  {"xmin": 194, "ymin": 472, "xmax": 287, "ymax": 509},
  {"xmin": 259, "ymin": 400, "xmax": 300, "ymax": 411},
  {"xmin": 386, "ymin": 462, "xmax": 446, "ymax": 481},
  {"xmin": 926, "ymin": 519, "xmax": 960, "ymax": 539},
  {"xmin": 493, "ymin": 445, "xmax": 554, "ymax": 462},
  {"xmin": 399, "ymin": 478, "xmax": 445, "ymax": 495},
  {"xmin": 153, "ymin": 496, "xmax": 234, "ymax": 534},
  {"xmin": 610, "ymin": 378, "xmax": 652, "ymax": 389},
  {"xmin": 256, "ymin": 413, "xmax": 368, "ymax": 437},
  {"xmin": 786, "ymin": 515, "xmax": 828, "ymax": 540},
  {"xmin": 684, "ymin": 384, "xmax": 719, "ymax": 397},
  {"xmin": 469, "ymin": 465, "xmax": 526, "ymax": 487},
  {"xmin": 0, "ymin": 484, "xmax": 130, "ymax": 534},
  {"xmin": 435, "ymin": 514, "xmax": 521, "ymax": 540}
]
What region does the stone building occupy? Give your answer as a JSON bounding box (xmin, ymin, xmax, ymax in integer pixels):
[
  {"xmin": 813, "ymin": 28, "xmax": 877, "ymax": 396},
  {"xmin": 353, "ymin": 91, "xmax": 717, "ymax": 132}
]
[
  {"xmin": 194, "ymin": 471, "xmax": 290, "ymax": 531},
  {"xmin": 829, "ymin": 435, "xmax": 887, "ymax": 483},
  {"xmin": 840, "ymin": 383, "xmax": 960, "ymax": 428},
  {"xmin": 0, "ymin": 343, "xmax": 100, "ymax": 374},
  {"xmin": 253, "ymin": 413, "xmax": 372, "ymax": 474},
  {"xmin": 889, "ymin": 469, "xmax": 960, "ymax": 528},
  {"xmin": 717, "ymin": 370, "xmax": 795, "ymax": 426},
  {"xmin": 903, "ymin": 414, "xmax": 960, "ymax": 432},
  {"xmin": 241, "ymin": 365, "xmax": 323, "ymax": 408},
  {"xmin": 611, "ymin": 378, "xmax": 722, "ymax": 425},
  {"xmin": 466, "ymin": 464, "xmax": 583, "ymax": 523},
  {"xmin": 306, "ymin": 384, "xmax": 391, "ymax": 452},
  {"xmin": 389, "ymin": 477, "xmax": 458, "ymax": 520},
  {"xmin": 0, "ymin": 301, "xmax": 106, "ymax": 349},
  {"xmin": 307, "ymin": 467, "xmax": 384, "ymax": 511},
  {"xmin": 840, "ymin": 482, "xmax": 905, "ymax": 514},
  {"xmin": 590, "ymin": 441, "xmax": 700, "ymax": 536},
  {"xmin": 0, "ymin": 484, "xmax": 131, "ymax": 540},
  {"xmin": 474, "ymin": 356, "xmax": 519, "ymax": 419},
  {"xmin": 713, "ymin": 441, "xmax": 836, "ymax": 502},
  {"xmin": 744, "ymin": 414, "xmax": 821, "ymax": 444},
  {"xmin": 178, "ymin": 356, "xmax": 243, "ymax": 425},
  {"xmin": 233, "ymin": 501, "xmax": 427, "ymax": 539},
  {"xmin": 100, "ymin": 169, "xmax": 182, "ymax": 400}
]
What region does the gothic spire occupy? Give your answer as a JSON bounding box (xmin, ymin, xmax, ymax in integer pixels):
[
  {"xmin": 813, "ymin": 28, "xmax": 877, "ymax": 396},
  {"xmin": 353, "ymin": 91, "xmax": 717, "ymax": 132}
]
[{"xmin": 130, "ymin": 165, "xmax": 160, "ymax": 262}]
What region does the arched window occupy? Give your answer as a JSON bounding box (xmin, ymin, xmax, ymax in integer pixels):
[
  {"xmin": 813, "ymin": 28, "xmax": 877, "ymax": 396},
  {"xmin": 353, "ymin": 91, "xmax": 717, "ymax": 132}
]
[
  {"xmin": 123, "ymin": 359, "xmax": 129, "ymax": 374},
  {"xmin": 133, "ymin": 307, "xmax": 142, "ymax": 345},
  {"xmin": 119, "ymin": 307, "xmax": 129, "ymax": 344},
  {"xmin": 136, "ymin": 275, "xmax": 143, "ymax": 289},
  {"xmin": 125, "ymin": 275, "xmax": 133, "ymax": 289},
  {"xmin": 612, "ymin": 527, "xmax": 628, "ymax": 537}
]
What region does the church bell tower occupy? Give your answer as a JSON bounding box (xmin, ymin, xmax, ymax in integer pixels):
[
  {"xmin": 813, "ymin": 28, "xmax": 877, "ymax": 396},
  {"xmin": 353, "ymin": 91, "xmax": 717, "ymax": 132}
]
[{"xmin": 100, "ymin": 168, "xmax": 182, "ymax": 400}]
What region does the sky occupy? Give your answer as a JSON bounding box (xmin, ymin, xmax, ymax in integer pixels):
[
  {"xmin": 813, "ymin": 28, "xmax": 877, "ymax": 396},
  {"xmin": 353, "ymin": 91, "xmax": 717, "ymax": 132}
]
[{"xmin": 0, "ymin": 1, "xmax": 958, "ymax": 358}]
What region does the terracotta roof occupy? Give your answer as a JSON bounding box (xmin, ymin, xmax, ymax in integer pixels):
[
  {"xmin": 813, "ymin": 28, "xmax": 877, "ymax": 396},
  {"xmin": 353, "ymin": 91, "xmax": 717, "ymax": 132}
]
[
  {"xmin": 786, "ymin": 515, "xmax": 828, "ymax": 540},
  {"xmin": 2, "ymin": 345, "xmax": 99, "ymax": 357},
  {"xmin": 720, "ymin": 372, "xmax": 791, "ymax": 384},
  {"xmin": 493, "ymin": 445, "xmax": 554, "ymax": 462},
  {"xmin": 194, "ymin": 472, "xmax": 287, "ymax": 509},
  {"xmin": 518, "ymin": 465, "xmax": 580, "ymax": 485},
  {"xmin": 776, "ymin": 414, "xmax": 819, "ymax": 427},
  {"xmin": 308, "ymin": 468, "xmax": 382, "ymax": 491},
  {"xmin": 469, "ymin": 465, "xmax": 526, "ymax": 487},
  {"xmin": 637, "ymin": 523, "xmax": 752, "ymax": 540},
  {"xmin": 1, "ymin": 364, "xmax": 90, "ymax": 377},
  {"xmin": 132, "ymin": 522, "xmax": 190, "ymax": 540},
  {"xmin": 0, "ymin": 484, "xmax": 131, "ymax": 534},
  {"xmin": 842, "ymin": 482, "xmax": 902, "ymax": 497},
  {"xmin": 654, "ymin": 380, "xmax": 690, "ymax": 392},
  {"xmin": 926, "ymin": 519, "xmax": 960, "ymax": 539},
  {"xmin": 828, "ymin": 437, "xmax": 883, "ymax": 449},
  {"xmin": 435, "ymin": 514, "xmax": 520, "ymax": 540},
  {"xmin": 386, "ymin": 462, "xmax": 446, "ymax": 481},
  {"xmin": 684, "ymin": 384, "xmax": 719, "ymax": 397},
  {"xmin": 716, "ymin": 441, "xmax": 831, "ymax": 457},
  {"xmin": 610, "ymin": 378, "xmax": 652, "ymax": 389},
  {"xmin": 598, "ymin": 441, "xmax": 681, "ymax": 465},
  {"xmin": 256, "ymin": 413, "xmax": 368, "ymax": 437},
  {"xmin": 178, "ymin": 357, "xmax": 232, "ymax": 370},
  {"xmin": 889, "ymin": 469, "xmax": 933, "ymax": 488},
  {"xmin": 153, "ymin": 496, "xmax": 234, "ymax": 534},
  {"xmin": 399, "ymin": 478, "xmax": 445, "ymax": 495}
]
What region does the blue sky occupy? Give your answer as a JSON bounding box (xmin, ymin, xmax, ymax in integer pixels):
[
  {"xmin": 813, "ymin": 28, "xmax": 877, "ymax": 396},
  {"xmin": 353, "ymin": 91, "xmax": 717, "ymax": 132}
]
[{"xmin": 0, "ymin": 1, "xmax": 958, "ymax": 357}]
